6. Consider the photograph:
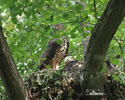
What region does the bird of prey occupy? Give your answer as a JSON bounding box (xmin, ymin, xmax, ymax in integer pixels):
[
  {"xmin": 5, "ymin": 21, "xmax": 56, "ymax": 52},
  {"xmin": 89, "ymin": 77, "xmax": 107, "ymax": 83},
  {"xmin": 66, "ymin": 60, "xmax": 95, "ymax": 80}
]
[{"xmin": 38, "ymin": 37, "xmax": 69, "ymax": 70}]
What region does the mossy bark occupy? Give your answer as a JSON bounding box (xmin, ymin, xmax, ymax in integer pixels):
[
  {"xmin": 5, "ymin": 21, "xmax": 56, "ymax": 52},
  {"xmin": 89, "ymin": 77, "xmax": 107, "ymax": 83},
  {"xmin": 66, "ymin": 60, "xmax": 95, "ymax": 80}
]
[
  {"xmin": 80, "ymin": 0, "xmax": 125, "ymax": 99},
  {"xmin": 0, "ymin": 26, "xmax": 27, "ymax": 100}
]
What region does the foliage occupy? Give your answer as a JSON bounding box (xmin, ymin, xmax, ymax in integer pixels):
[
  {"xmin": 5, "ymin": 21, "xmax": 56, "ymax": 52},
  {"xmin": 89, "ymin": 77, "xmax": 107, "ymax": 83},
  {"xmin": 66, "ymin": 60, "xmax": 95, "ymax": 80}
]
[
  {"xmin": 25, "ymin": 69, "xmax": 69, "ymax": 100},
  {"xmin": 25, "ymin": 61, "xmax": 125, "ymax": 100},
  {"xmin": 0, "ymin": 0, "xmax": 125, "ymax": 99},
  {"xmin": 0, "ymin": 0, "xmax": 109, "ymax": 76}
]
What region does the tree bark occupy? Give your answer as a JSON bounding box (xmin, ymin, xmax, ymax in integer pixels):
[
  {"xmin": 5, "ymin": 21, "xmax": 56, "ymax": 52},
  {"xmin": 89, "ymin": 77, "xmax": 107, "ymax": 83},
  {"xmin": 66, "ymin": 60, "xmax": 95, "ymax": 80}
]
[
  {"xmin": 0, "ymin": 25, "xmax": 27, "ymax": 100},
  {"xmin": 80, "ymin": 0, "xmax": 125, "ymax": 99},
  {"xmin": 0, "ymin": 0, "xmax": 125, "ymax": 100}
]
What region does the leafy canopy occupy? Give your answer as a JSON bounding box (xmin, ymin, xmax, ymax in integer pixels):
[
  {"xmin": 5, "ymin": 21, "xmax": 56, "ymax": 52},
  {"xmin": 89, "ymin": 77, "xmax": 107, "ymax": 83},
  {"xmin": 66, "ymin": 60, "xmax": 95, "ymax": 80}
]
[{"xmin": 0, "ymin": 0, "xmax": 125, "ymax": 97}]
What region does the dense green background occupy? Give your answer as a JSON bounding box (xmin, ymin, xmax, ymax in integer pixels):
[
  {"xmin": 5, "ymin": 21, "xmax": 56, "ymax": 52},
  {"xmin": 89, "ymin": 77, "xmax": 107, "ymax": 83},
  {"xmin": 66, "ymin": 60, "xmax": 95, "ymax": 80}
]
[{"xmin": 0, "ymin": 0, "xmax": 125, "ymax": 99}]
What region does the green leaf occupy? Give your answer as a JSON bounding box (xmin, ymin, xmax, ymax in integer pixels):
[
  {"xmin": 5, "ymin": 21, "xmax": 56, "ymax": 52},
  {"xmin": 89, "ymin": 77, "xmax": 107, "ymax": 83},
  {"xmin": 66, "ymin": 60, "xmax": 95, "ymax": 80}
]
[
  {"xmin": 40, "ymin": 58, "xmax": 47, "ymax": 61},
  {"xmin": 75, "ymin": 3, "xmax": 82, "ymax": 10},
  {"xmin": 112, "ymin": 74, "xmax": 119, "ymax": 81},
  {"xmin": 46, "ymin": 65, "xmax": 51, "ymax": 69},
  {"xmin": 62, "ymin": 12, "xmax": 69, "ymax": 19},
  {"xmin": 17, "ymin": 23, "xmax": 22, "ymax": 30},
  {"xmin": 0, "ymin": 19, "xmax": 2, "ymax": 26},
  {"xmin": 11, "ymin": 17, "xmax": 18, "ymax": 24}
]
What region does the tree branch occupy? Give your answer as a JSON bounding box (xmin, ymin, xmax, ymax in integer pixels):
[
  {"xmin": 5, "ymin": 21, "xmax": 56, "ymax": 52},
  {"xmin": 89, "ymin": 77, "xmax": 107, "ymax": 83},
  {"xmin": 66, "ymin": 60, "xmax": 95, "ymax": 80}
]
[
  {"xmin": 80, "ymin": 0, "xmax": 125, "ymax": 99},
  {"xmin": 0, "ymin": 21, "xmax": 28, "ymax": 100},
  {"xmin": 93, "ymin": 0, "xmax": 98, "ymax": 20},
  {"xmin": 113, "ymin": 37, "xmax": 123, "ymax": 54}
]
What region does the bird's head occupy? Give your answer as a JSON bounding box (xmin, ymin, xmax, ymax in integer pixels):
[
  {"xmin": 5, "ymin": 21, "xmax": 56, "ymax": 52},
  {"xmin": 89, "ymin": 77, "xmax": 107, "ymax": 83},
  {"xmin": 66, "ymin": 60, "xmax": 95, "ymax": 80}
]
[{"xmin": 60, "ymin": 36, "xmax": 69, "ymax": 43}]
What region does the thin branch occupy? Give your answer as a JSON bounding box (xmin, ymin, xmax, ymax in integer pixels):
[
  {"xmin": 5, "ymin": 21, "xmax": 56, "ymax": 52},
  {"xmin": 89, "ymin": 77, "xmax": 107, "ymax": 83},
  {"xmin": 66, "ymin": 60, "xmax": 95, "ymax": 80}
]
[
  {"xmin": 44, "ymin": 4, "xmax": 56, "ymax": 12},
  {"xmin": 93, "ymin": 0, "xmax": 98, "ymax": 20},
  {"xmin": 79, "ymin": 22, "xmax": 88, "ymax": 55},
  {"xmin": 114, "ymin": 38, "xmax": 125, "ymax": 42},
  {"xmin": 43, "ymin": 3, "xmax": 84, "ymax": 13},
  {"xmin": 0, "ymin": 17, "xmax": 8, "ymax": 23},
  {"xmin": 113, "ymin": 37, "xmax": 123, "ymax": 54}
]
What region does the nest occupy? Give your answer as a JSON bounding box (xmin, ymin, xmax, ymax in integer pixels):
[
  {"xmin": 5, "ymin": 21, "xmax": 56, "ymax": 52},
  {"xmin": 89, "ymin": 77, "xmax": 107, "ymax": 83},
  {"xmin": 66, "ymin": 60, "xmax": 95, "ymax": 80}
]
[{"xmin": 25, "ymin": 60, "xmax": 125, "ymax": 100}]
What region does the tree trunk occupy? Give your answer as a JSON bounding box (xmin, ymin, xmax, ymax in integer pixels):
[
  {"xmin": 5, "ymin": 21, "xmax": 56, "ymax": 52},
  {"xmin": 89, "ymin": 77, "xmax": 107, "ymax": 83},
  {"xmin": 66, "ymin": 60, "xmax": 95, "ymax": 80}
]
[
  {"xmin": 0, "ymin": 24, "xmax": 27, "ymax": 100},
  {"xmin": 0, "ymin": 0, "xmax": 125, "ymax": 100},
  {"xmin": 80, "ymin": 0, "xmax": 125, "ymax": 99}
]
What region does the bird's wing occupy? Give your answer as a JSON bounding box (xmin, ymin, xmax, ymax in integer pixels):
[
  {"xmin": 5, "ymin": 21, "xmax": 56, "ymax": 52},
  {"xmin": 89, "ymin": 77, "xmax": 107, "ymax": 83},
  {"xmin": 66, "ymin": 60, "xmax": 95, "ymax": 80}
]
[{"xmin": 40, "ymin": 39, "xmax": 61, "ymax": 63}]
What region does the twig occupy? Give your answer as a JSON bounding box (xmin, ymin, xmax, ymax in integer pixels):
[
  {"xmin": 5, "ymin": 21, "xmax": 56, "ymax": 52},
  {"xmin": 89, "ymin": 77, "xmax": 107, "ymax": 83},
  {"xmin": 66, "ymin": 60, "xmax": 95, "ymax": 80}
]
[
  {"xmin": 79, "ymin": 22, "xmax": 87, "ymax": 55},
  {"xmin": 93, "ymin": 0, "xmax": 98, "ymax": 20},
  {"xmin": 0, "ymin": 17, "xmax": 8, "ymax": 23},
  {"xmin": 113, "ymin": 37, "xmax": 123, "ymax": 54},
  {"xmin": 113, "ymin": 38, "xmax": 125, "ymax": 42},
  {"xmin": 43, "ymin": 3, "xmax": 85, "ymax": 13}
]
